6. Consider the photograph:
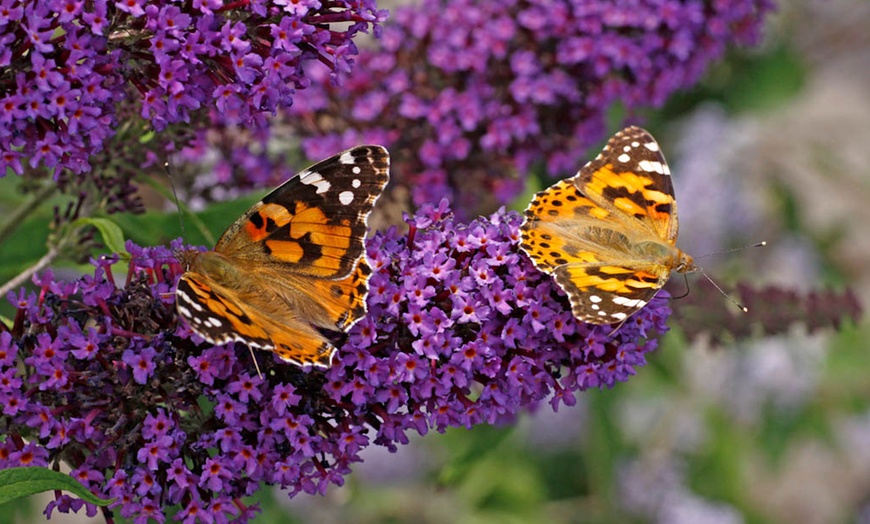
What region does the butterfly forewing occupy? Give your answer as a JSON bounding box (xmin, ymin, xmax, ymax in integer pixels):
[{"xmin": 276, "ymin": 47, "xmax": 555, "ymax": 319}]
[
  {"xmin": 176, "ymin": 273, "xmax": 273, "ymax": 349},
  {"xmin": 215, "ymin": 145, "xmax": 390, "ymax": 280},
  {"xmin": 579, "ymin": 127, "xmax": 677, "ymax": 243},
  {"xmin": 552, "ymin": 262, "xmax": 669, "ymax": 324}
]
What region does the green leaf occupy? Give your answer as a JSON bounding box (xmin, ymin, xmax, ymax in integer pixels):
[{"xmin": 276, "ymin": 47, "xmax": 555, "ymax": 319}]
[
  {"xmin": 73, "ymin": 217, "xmax": 127, "ymax": 257},
  {"xmin": 0, "ymin": 467, "xmax": 114, "ymax": 507},
  {"xmin": 138, "ymin": 130, "xmax": 156, "ymax": 144}
]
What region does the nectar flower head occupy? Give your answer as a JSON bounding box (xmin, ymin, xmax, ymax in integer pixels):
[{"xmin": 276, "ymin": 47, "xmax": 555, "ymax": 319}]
[
  {"xmin": 0, "ymin": 0, "xmax": 386, "ymax": 177},
  {"xmin": 1, "ymin": 203, "xmax": 670, "ymax": 521},
  {"xmin": 289, "ymin": 0, "xmax": 774, "ymax": 216}
]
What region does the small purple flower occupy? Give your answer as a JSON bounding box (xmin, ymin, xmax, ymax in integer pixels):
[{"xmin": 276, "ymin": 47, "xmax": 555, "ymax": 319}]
[
  {"xmin": 289, "ymin": 0, "xmax": 774, "ymax": 217},
  {"xmin": 68, "ymin": 327, "xmax": 102, "ymax": 360},
  {"xmin": 227, "ymin": 373, "xmax": 264, "ymax": 403},
  {"xmin": 2, "ymin": 0, "xmax": 386, "ymax": 178},
  {"xmin": 137, "ymin": 436, "xmax": 174, "ymax": 471},
  {"xmin": 0, "ymin": 201, "xmax": 672, "ymax": 521},
  {"xmin": 214, "ymin": 395, "xmax": 245, "ymax": 425},
  {"xmin": 142, "ymin": 410, "xmax": 173, "ymax": 440},
  {"xmin": 187, "ymin": 352, "xmax": 218, "ymax": 386},
  {"xmin": 123, "ymin": 347, "xmax": 158, "ymax": 385}
]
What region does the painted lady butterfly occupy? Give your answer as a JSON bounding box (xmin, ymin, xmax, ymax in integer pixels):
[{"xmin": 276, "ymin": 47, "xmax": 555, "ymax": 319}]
[
  {"xmin": 520, "ymin": 126, "xmax": 696, "ymax": 324},
  {"xmin": 176, "ymin": 146, "xmax": 390, "ymax": 367}
]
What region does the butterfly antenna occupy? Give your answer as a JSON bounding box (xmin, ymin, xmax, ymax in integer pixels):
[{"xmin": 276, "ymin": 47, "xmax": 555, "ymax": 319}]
[
  {"xmin": 697, "ymin": 267, "xmax": 748, "ymax": 313},
  {"xmin": 164, "ymin": 160, "xmax": 186, "ymax": 241},
  {"xmin": 688, "ymin": 241, "xmax": 766, "ymax": 312},
  {"xmin": 157, "ymin": 160, "xmax": 188, "ymax": 302},
  {"xmin": 694, "ymin": 241, "xmax": 767, "ymax": 260}
]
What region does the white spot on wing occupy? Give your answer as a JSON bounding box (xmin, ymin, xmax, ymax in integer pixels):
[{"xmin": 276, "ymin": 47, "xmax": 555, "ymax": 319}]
[
  {"xmin": 623, "ymin": 145, "xmax": 632, "ymax": 152},
  {"xmin": 589, "ymin": 295, "xmax": 602, "ymax": 303},
  {"xmin": 617, "ymin": 153, "xmax": 631, "ymax": 163},
  {"xmin": 339, "ymin": 150, "xmax": 356, "ymax": 165},
  {"xmin": 204, "ymin": 317, "xmax": 223, "ymax": 328},
  {"xmin": 611, "ymin": 312, "xmax": 628, "ymax": 320},
  {"xmin": 612, "ymin": 296, "xmax": 647, "ymax": 309},
  {"xmin": 352, "ymin": 179, "xmax": 361, "ymax": 188},
  {"xmin": 638, "ymin": 160, "xmax": 663, "ymax": 174},
  {"xmin": 178, "ymin": 292, "xmax": 205, "ymax": 312},
  {"xmin": 299, "ymin": 170, "xmax": 331, "ymax": 194},
  {"xmin": 644, "ymin": 141, "xmax": 660, "ymax": 152},
  {"xmin": 339, "ymin": 190, "xmax": 355, "ymax": 205},
  {"xmin": 352, "ymin": 166, "xmax": 361, "ymax": 175}
]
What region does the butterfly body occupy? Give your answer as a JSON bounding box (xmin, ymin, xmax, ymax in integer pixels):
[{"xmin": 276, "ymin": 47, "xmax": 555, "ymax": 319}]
[
  {"xmin": 175, "ymin": 146, "xmax": 389, "ymax": 367},
  {"xmin": 521, "ymin": 127, "xmax": 696, "ymax": 324}
]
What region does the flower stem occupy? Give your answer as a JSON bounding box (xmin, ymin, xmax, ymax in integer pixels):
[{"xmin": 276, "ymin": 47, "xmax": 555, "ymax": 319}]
[{"xmin": 0, "ymin": 245, "xmax": 59, "ymax": 299}]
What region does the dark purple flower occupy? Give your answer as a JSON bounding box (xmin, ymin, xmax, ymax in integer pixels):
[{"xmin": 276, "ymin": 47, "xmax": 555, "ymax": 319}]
[
  {"xmin": 289, "ymin": 0, "xmax": 774, "ymax": 217},
  {"xmin": 123, "ymin": 346, "xmax": 158, "ymax": 385},
  {"xmin": 1, "ymin": 0, "xmax": 386, "ymax": 178}
]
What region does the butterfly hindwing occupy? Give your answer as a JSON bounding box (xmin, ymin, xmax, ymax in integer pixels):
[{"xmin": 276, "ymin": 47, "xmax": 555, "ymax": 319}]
[{"xmin": 306, "ymin": 257, "xmax": 373, "ymax": 330}]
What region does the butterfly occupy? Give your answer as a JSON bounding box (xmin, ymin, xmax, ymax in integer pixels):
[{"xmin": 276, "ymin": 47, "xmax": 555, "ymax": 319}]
[
  {"xmin": 175, "ymin": 146, "xmax": 390, "ymax": 367},
  {"xmin": 520, "ymin": 126, "xmax": 696, "ymax": 325}
]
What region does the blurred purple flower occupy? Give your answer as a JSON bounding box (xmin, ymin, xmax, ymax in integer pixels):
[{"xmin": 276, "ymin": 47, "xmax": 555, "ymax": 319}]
[
  {"xmin": 0, "ymin": 203, "xmax": 670, "ymax": 521},
  {"xmin": 0, "ymin": 0, "xmax": 386, "ymax": 177},
  {"xmin": 289, "ymin": 0, "xmax": 774, "ymax": 216}
]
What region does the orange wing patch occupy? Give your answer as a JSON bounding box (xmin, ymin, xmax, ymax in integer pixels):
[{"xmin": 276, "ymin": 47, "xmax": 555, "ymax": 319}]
[
  {"xmin": 260, "ymin": 202, "xmax": 355, "ymax": 276},
  {"xmin": 259, "ymin": 319, "xmax": 336, "ymax": 367},
  {"xmin": 244, "ymin": 203, "xmax": 295, "ymax": 242},
  {"xmin": 309, "ymin": 258, "xmax": 372, "ymax": 329}
]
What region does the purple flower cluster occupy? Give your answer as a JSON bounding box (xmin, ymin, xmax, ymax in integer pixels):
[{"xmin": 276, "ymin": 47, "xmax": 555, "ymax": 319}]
[
  {"xmin": 0, "ymin": 202, "xmax": 670, "ymax": 521},
  {"xmin": 172, "ymin": 124, "xmax": 301, "ymax": 200},
  {"xmin": 289, "ymin": 0, "xmax": 774, "ymax": 215},
  {"xmin": 0, "ymin": 0, "xmax": 386, "ymax": 177}
]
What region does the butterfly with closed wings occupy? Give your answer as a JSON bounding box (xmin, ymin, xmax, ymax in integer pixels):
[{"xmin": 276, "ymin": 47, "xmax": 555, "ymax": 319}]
[{"xmin": 520, "ymin": 126, "xmax": 697, "ymax": 325}]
